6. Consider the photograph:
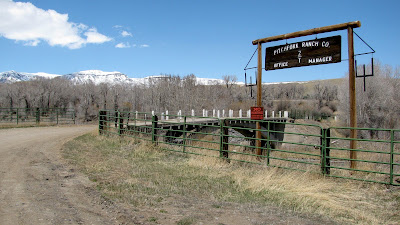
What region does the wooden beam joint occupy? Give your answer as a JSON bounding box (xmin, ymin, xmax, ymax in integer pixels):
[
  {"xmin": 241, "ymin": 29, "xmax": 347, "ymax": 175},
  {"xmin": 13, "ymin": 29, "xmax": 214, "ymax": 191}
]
[{"xmin": 252, "ymin": 21, "xmax": 361, "ymax": 45}]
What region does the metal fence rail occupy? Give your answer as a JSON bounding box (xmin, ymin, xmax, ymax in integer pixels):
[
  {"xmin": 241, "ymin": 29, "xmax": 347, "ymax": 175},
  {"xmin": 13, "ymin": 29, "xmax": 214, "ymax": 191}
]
[
  {"xmin": 0, "ymin": 108, "xmax": 75, "ymax": 125},
  {"xmin": 98, "ymin": 110, "xmax": 400, "ymax": 186}
]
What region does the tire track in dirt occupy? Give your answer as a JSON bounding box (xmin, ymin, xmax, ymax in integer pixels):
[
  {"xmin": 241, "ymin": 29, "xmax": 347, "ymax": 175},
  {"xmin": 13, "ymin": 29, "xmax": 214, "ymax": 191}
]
[{"xmin": 0, "ymin": 125, "xmax": 137, "ymax": 225}]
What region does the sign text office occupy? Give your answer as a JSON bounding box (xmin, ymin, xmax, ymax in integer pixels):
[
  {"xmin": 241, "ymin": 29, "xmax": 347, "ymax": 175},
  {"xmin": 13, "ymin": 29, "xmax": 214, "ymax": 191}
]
[{"xmin": 265, "ymin": 35, "xmax": 341, "ymax": 70}]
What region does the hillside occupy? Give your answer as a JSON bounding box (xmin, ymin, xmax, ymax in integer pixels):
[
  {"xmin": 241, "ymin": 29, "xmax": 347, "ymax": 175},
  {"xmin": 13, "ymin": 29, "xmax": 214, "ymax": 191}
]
[{"xmin": 0, "ymin": 70, "xmax": 239, "ymax": 86}]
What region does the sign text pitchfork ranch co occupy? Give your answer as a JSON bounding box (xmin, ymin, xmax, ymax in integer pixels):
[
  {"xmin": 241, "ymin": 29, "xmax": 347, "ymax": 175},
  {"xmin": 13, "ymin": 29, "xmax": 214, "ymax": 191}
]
[{"xmin": 265, "ymin": 35, "xmax": 341, "ymax": 70}]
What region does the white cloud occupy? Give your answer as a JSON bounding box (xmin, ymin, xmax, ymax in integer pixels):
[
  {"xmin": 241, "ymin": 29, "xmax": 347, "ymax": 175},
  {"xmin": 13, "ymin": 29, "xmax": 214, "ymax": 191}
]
[
  {"xmin": 85, "ymin": 28, "xmax": 112, "ymax": 43},
  {"xmin": 0, "ymin": 0, "xmax": 112, "ymax": 49},
  {"xmin": 115, "ymin": 42, "xmax": 131, "ymax": 48},
  {"xmin": 24, "ymin": 39, "xmax": 40, "ymax": 46},
  {"xmin": 140, "ymin": 44, "xmax": 149, "ymax": 48},
  {"xmin": 121, "ymin": 30, "xmax": 132, "ymax": 37}
]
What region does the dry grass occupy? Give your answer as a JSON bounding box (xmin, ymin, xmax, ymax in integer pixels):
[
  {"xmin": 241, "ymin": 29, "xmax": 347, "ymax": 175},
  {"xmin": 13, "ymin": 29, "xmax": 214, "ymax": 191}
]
[
  {"xmin": 63, "ymin": 133, "xmax": 400, "ymax": 224},
  {"xmin": 187, "ymin": 154, "xmax": 400, "ymax": 224}
]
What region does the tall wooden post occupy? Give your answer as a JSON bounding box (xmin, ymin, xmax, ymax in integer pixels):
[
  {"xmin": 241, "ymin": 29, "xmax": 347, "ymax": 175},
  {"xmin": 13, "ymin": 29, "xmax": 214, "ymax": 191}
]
[
  {"xmin": 252, "ymin": 21, "xmax": 361, "ymax": 161},
  {"xmin": 348, "ymin": 26, "xmax": 357, "ymax": 169},
  {"xmin": 256, "ymin": 43, "xmax": 262, "ymax": 156}
]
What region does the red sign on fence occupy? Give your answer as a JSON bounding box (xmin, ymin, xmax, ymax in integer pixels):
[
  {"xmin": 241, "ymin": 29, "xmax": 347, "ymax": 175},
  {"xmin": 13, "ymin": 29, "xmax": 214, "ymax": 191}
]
[{"xmin": 251, "ymin": 107, "xmax": 264, "ymax": 120}]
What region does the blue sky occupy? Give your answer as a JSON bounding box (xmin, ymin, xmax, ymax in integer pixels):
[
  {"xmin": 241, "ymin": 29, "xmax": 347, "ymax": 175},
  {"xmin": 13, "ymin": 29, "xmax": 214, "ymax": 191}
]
[{"xmin": 0, "ymin": 0, "xmax": 398, "ymax": 82}]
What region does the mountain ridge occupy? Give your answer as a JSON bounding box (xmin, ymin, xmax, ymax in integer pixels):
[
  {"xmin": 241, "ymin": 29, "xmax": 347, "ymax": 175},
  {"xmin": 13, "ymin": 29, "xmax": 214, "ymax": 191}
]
[
  {"xmin": 0, "ymin": 70, "xmax": 317, "ymax": 86},
  {"xmin": 0, "ymin": 70, "xmax": 232, "ymax": 85}
]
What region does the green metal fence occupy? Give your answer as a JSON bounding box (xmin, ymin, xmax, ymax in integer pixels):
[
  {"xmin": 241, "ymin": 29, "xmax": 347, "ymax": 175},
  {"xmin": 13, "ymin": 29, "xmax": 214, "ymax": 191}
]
[
  {"xmin": 98, "ymin": 110, "xmax": 400, "ymax": 186},
  {"xmin": 0, "ymin": 108, "xmax": 75, "ymax": 125}
]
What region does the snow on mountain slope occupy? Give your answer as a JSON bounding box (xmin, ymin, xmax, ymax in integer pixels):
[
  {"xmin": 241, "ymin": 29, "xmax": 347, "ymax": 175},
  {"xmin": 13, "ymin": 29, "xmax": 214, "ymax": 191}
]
[
  {"xmin": 0, "ymin": 69, "xmax": 245, "ymax": 86},
  {"xmin": 30, "ymin": 72, "xmax": 61, "ymax": 79},
  {"xmin": 0, "ymin": 71, "xmax": 31, "ymax": 83},
  {"xmin": 62, "ymin": 70, "xmax": 133, "ymax": 85},
  {"xmin": 0, "ymin": 71, "xmax": 61, "ymax": 83},
  {"xmin": 195, "ymin": 77, "xmax": 225, "ymax": 85}
]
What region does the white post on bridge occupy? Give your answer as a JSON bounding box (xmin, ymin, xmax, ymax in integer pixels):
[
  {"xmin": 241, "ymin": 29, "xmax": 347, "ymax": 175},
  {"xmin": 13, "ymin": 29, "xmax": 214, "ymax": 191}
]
[
  {"xmin": 247, "ymin": 110, "xmax": 251, "ymax": 118},
  {"xmin": 191, "ymin": 109, "xmax": 195, "ymax": 122},
  {"xmin": 135, "ymin": 111, "xmax": 138, "ymax": 126},
  {"xmin": 161, "ymin": 112, "xmax": 165, "ymax": 121},
  {"xmin": 279, "ymin": 111, "xmax": 282, "ymax": 118},
  {"xmin": 213, "ymin": 109, "xmax": 215, "ymax": 117},
  {"xmin": 152, "ymin": 111, "xmax": 155, "ymax": 116},
  {"xmin": 205, "ymin": 110, "xmax": 208, "ymax": 117},
  {"xmin": 265, "ymin": 110, "xmax": 268, "ymax": 118},
  {"xmin": 178, "ymin": 110, "xmax": 182, "ymax": 122},
  {"xmin": 202, "ymin": 109, "xmax": 205, "ymax": 117},
  {"xmin": 239, "ymin": 109, "xmax": 242, "ymax": 118},
  {"xmin": 166, "ymin": 110, "xmax": 169, "ymax": 120},
  {"xmin": 284, "ymin": 111, "xmax": 289, "ymax": 118},
  {"xmin": 217, "ymin": 110, "xmax": 220, "ymax": 118},
  {"xmin": 272, "ymin": 111, "xmax": 275, "ymax": 118},
  {"xmin": 222, "ymin": 109, "xmax": 225, "ymax": 118}
]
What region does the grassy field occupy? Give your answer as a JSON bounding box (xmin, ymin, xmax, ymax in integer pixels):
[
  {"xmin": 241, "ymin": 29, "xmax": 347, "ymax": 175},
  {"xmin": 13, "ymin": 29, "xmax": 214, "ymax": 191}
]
[{"xmin": 62, "ymin": 132, "xmax": 400, "ymax": 224}]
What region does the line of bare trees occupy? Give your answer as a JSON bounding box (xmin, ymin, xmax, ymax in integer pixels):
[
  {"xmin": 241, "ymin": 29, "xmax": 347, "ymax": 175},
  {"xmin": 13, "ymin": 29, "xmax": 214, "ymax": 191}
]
[
  {"xmin": 0, "ymin": 62, "xmax": 398, "ymax": 131},
  {"xmin": 339, "ymin": 62, "xmax": 400, "ymax": 137}
]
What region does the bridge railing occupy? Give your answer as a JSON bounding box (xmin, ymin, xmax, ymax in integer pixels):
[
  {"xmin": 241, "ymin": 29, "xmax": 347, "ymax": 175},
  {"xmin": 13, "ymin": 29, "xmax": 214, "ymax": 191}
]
[
  {"xmin": 0, "ymin": 107, "xmax": 75, "ymax": 125},
  {"xmin": 98, "ymin": 110, "xmax": 400, "ymax": 186},
  {"xmin": 131, "ymin": 109, "xmax": 290, "ymax": 120}
]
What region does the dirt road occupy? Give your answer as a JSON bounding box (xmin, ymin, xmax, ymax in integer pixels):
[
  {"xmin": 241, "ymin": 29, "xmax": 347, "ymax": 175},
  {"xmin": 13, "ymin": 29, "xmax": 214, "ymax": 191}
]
[
  {"xmin": 0, "ymin": 125, "xmax": 135, "ymax": 224},
  {"xmin": 0, "ymin": 125, "xmax": 336, "ymax": 225}
]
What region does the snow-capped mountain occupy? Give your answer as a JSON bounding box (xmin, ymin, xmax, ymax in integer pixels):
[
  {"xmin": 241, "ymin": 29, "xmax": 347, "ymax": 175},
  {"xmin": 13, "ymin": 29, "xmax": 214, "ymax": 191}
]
[
  {"xmin": 29, "ymin": 72, "xmax": 61, "ymax": 79},
  {"xmin": 195, "ymin": 77, "xmax": 225, "ymax": 85},
  {"xmin": 0, "ymin": 71, "xmax": 61, "ymax": 83},
  {"xmin": 63, "ymin": 70, "xmax": 133, "ymax": 85},
  {"xmin": 0, "ymin": 69, "xmax": 245, "ymax": 86}
]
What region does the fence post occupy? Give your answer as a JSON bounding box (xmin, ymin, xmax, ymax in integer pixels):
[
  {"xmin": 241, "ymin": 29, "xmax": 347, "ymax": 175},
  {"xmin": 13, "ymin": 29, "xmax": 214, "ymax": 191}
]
[
  {"xmin": 73, "ymin": 110, "xmax": 76, "ymax": 124},
  {"xmin": 119, "ymin": 112, "xmax": 124, "ymax": 136},
  {"xmin": 219, "ymin": 119, "xmax": 229, "ymax": 160},
  {"xmin": 152, "ymin": 115, "xmax": 158, "ymax": 145},
  {"xmin": 117, "ymin": 111, "xmax": 121, "ymax": 136},
  {"xmin": 326, "ymin": 129, "xmax": 331, "ymax": 174},
  {"xmin": 114, "ymin": 111, "xmax": 118, "ymax": 128},
  {"xmin": 390, "ymin": 130, "xmax": 394, "ymax": 185},
  {"xmin": 266, "ymin": 121, "xmax": 271, "ymax": 166},
  {"xmin": 99, "ymin": 110, "xmax": 105, "ymax": 134},
  {"xmin": 183, "ymin": 116, "xmax": 187, "ymax": 153},
  {"xmin": 321, "ymin": 128, "xmax": 326, "ymax": 174},
  {"xmin": 126, "ymin": 112, "xmax": 130, "ymax": 129},
  {"xmin": 7, "ymin": 107, "xmax": 13, "ymax": 123},
  {"xmin": 56, "ymin": 109, "xmax": 59, "ymax": 125},
  {"xmin": 321, "ymin": 128, "xmax": 331, "ymax": 175},
  {"xmin": 16, "ymin": 108, "xmax": 19, "ymax": 125},
  {"xmin": 36, "ymin": 107, "xmax": 40, "ymax": 124}
]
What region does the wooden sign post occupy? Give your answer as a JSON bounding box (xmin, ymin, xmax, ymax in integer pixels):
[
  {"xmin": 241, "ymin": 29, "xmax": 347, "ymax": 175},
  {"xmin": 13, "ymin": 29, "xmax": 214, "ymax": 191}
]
[{"xmin": 252, "ymin": 21, "xmax": 361, "ymax": 169}]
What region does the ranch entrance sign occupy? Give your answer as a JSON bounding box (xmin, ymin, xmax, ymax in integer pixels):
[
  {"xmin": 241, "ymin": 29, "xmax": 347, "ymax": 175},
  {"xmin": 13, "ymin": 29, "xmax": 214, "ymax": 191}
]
[
  {"xmin": 265, "ymin": 35, "xmax": 341, "ymax": 70},
  {"xmin": 251, "ymin": 21, "xmax": 361, "ymax": 169}
]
